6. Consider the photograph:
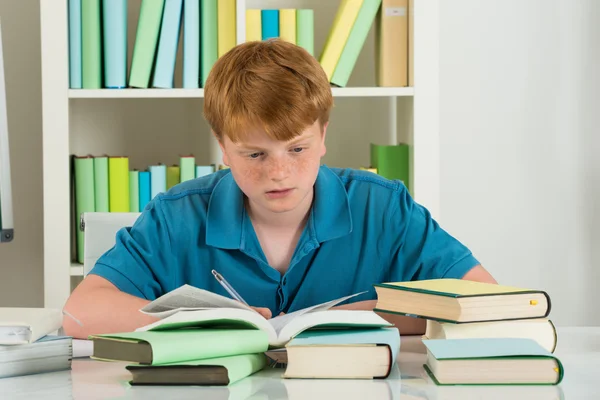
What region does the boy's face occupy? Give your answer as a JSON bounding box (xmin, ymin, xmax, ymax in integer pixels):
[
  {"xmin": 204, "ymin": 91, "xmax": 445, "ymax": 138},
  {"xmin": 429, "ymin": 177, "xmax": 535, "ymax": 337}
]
[{"xmin": 218, "ymin": 121, "xmax": 327, "ymax": 216}]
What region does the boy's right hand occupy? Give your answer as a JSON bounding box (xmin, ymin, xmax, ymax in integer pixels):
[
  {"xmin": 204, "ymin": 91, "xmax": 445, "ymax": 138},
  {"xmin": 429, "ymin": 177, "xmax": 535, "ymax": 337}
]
[{"xmin": 252, "ymin": 307, "xmax": 272, "ymax": 319}]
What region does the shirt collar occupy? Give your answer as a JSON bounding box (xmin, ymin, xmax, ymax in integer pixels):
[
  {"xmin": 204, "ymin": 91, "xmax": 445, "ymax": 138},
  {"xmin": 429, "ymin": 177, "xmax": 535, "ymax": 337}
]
[{"xmin": 206, "ymin": 166, "xmax": 352, "ymax": 249}]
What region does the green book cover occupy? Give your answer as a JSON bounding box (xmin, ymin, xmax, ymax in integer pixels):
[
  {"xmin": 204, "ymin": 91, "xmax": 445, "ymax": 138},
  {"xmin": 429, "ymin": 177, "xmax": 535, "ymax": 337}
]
[
  {"xmin": 180, "ymin": 156, "xmax": 195, "ymax": 182},
  {"xmin": 167, "ymin": 165, "xmax": 180, "ymax": 189},
  {"xmin": 370, "ymin": 143, "xmax": 410, "ymax": 192},
  {"xmin": 296, "ymin": 9, "xmax": 315, "ymax": 56},
  {"xmin": 201, "ymin": 0, "xmax": 218, "ymax": 87},
  {"xmin": 129, "ymin": 170, "xmax": 140, "ymax": 213},
  {"xmin": 81, "ymin": 0, "xmax": 102, "ymax": 88},
  {"xmin": 126, "ymin": 353, "xmax": 267, "ymax": 385},
  {"xmin": 74, "ymin": 156, "xmax": 95, "ymax": 263},
  {"xmin": 90, "ymin": 329, "xmax": 269, "ymax": 365},
  {"xmin": 331, "ymin": 0, "xmax": 382, "ymax": 87},
  {"xmin": 93, "ymin": 156, "xmax": 109, "ymax": 212},
  {"xmin": 129, "ymin": 0, "xmax": 166, "ymax": 88},
  {"xmin": 108, "ymin": 157, "xmax": 129, "ymax": 212}
]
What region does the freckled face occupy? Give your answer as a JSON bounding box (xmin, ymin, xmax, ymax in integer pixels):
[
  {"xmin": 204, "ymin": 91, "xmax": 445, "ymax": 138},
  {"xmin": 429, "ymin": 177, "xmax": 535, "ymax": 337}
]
[{"xmin": 218, "ymin": 121, "xmax": 327, "ymax": 215}]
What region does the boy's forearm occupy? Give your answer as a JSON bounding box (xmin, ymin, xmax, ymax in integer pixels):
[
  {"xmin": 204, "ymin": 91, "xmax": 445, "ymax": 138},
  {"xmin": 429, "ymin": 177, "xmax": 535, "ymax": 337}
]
[
  {"xmin": 333, "ymin": 300, "xmax": 426, "ymax": 335},
  {"xmin": 63, "ymin": 285, "xmax": 158, "ymax": 339}
]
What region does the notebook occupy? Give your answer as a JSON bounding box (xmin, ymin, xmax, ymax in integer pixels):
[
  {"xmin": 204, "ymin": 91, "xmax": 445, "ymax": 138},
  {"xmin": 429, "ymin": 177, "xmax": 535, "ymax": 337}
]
[
  {"xmin": 0, "ymin": 335, "xmax": 72, "ymax": 379},
  {"xmin": 126, "ymin": 353, "xmax": 267, "ymax": 386},
  {"xmin": 374, "ymin": 279, "xmax": 551, "ymax": 323},
  {"xmin": 0, "ymin": 308, "xmax": 62, "ymax": 345},
  {"xmin": 136, "ymin": 284, "xmax": 392, "ymax": 348},
  {"xmin": 283, "ymin": 328, "xmax": 400, "ymax": 379},
  {"xmin": 423, "ymin": 338, "xmax": 564, "ymax": 385}
]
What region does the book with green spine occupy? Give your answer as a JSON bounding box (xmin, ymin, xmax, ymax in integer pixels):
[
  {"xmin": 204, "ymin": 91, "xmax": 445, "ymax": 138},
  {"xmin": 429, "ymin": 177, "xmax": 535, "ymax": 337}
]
[
  {"xmin": 93, "ymin": 156, "xmax": 109, "ymax": 212},
  {"xmin": 74, "ymin": 156, "xmax": 95, "ymax": 263},
  {"xmin": 129, "ymin": 0, "xmax": 166, "ymax": 88},
  {"xmin": 108, "ymin": 156, "xmax": 129, "ymax": 212}
]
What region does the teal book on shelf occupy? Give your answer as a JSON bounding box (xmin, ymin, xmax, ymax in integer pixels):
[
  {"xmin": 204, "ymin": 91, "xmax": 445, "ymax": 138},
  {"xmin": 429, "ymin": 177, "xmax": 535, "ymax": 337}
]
[
  {"xmin": 139, "ymin": 171, "xmax": 151, "ymax": 210},
  {"xmin": 102, "ymin": 0, "xmax": 128, "ymax": 88},
  {"xmin": 149, "ymin": 164, "xmax": 167, "ymax": 199},
  {"xmin": 183, "ymin": 0, "xmax": 200, "ymax": 88},
  {"xmin": 153, "ymin": 0, "xmax": 184, "ymax": 88},
  {"xmin": 261, "ymin": 10, "xmax": 279, "ymax": 40},
  {"xmin": 201, "ymin": 0, "xmax": 217, "ymax": 87},
  {"xmin": 129, "ymin": 0, "xmax": 166, "ymax": 88},
  {"xmin": 81, "ymin": 0, "xmax": 102, "ymax": 88},
  {"xmin": 68, "ymin": 0, "xmax": 82, "ymax": 88}
]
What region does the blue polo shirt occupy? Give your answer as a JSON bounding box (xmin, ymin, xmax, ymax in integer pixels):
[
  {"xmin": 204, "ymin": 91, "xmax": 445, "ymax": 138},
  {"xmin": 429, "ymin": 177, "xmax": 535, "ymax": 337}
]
[{"xmin": 90, "ymin": 166, "xmax": 479, "ymax": 316}]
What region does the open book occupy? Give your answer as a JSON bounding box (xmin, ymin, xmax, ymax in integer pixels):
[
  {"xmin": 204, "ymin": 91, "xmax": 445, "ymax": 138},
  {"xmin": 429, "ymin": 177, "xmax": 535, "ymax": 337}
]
[{"xmin": 137, "ymin": 285, "xmax": 392, "ymax": 348}]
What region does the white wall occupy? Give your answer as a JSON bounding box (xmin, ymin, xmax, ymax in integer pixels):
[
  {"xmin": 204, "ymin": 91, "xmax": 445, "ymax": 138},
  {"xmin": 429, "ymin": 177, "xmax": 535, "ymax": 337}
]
[{"xmin": 439, "ymin": 0, "xmax": 600, "ymax": 326}]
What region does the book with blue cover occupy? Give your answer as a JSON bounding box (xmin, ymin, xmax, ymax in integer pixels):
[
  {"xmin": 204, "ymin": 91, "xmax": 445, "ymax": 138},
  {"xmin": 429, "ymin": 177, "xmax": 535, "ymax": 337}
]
[{"xmin": 423, "ymin": 338, "xmax": 564, "ymax": 385}]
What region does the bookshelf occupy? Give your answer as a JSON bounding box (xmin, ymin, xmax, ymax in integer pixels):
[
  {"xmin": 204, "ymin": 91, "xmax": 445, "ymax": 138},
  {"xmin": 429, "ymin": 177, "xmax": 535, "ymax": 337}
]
[{"xmin": 40, "ymin": 0, "xmax": 440, "ymax": 309}]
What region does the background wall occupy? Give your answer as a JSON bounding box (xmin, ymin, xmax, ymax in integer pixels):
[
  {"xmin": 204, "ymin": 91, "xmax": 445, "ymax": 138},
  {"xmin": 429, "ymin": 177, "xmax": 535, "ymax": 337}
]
[{"xmin": 0, "ymin": 1, "xmax": 597, "ymax": 325}]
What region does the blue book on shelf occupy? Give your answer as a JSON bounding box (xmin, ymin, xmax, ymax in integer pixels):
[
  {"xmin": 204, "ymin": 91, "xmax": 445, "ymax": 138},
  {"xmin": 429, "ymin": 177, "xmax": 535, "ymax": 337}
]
[
  {"xmin": 183, "ymin": 0, "xmax": 200, "ymax": 88},
  {"xmin": 68, "ymin": 0, "xmax": 82, "ymax": 88},
  {"xmin": 138, "ymin": 171, "xmax": 151, "ymax": 210},
  {"xmin": 261, "ymin": 10, "xmax": 279, "ymax": 40},
  {"xmin": 102, "ymin": 0, "xmax": 128, "ymax": 88},
  {"xmin": 149, "ymin": 165, "xmax": 167, "ymax": 199},
  {"xmin": 195, "ymin": 165, "xmax": 214, "ymax": 178},
  {"xmin": 152, "ymin": 0, "xmax": 184, "ymax": 88}
]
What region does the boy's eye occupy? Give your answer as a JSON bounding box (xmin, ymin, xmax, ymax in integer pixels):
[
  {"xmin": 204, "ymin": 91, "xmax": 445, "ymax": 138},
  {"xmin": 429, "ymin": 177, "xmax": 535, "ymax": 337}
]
[
  {"xmin": 249, "ymin": 152, "xmax": 263, "ymax": 159},
  {"xmin": 292, "ymin": 147, "xmax": 303, "ymax": 153}
]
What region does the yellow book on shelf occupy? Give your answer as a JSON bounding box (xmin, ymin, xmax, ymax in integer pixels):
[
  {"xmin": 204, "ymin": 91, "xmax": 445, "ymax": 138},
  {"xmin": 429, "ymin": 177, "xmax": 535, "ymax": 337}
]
[
  {"xmin": 319, "ymin": 0, "xmax": 364, "ymax": 80},
  {"xmin": 245, "ymin": 9, "xmax": 261, "ymax": 42},
  {"xmin": 217, "ymin": 0, "xmax": 236, "ymax": 57},
  {"xmin": 279, "ymin": 9, "xmax": 296, "ymax": 44},
  {"xmin": 108, "ymin": 156, "xmax": 129, "ymax": 212},
  {"xmin": 166, "ymin": 165, "xmax": 180, "ymax": 189}
]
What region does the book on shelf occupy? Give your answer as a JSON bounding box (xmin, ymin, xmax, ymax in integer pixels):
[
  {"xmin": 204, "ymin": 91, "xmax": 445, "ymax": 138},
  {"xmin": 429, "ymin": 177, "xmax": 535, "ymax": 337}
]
[
  {"xmin": 279, "ymin": 9, "xmax": 297, "ymax": 45},
  {"xmin": 375, "ymin": 0, "xmax": 409, "ymax": 87},
  {"xmin": 370, "ymin": 143, "xmax": 410, "ymax": 192},
  {"xmin": 183, "ymin": 0, "xmax": 200, "ymax": 89},
  {"xmin": 296, "ymin": 10, "xmax": 315, "ymax": 56},
  {"xmin": 283, "ymin": 328, "xmax": 400, "ymax": 379},
  {"xmin": 422, "ymin": 338, "xmax": 564, "ymax": 385},
  {"xmin": 374, "ymin": 279, "xmax": 551, "ymax": 323},
  {"xmin": 133, "ymin": 284, "xmax": 392, "ymax": 348},
  {"xmin": 81, "ymin": 0, "xmax": 102, "ymax": 88},
  {"xmin": 152, "ymin": 0, "xmax": 183, "ymax": 89},
  {"xmin": 102, "ymin": 0, "xmax": 128, "ymax": 89},
  {"xmin": 261, "ymin": 9, "xmax": 279, "ymax": 40},
  {"xmin": 126, "ymin": 353, "xmax": 267, "ymax": 386},
  {"xmin": 129, "ymin": 0, "xmax": 165, "ymax": 88}
]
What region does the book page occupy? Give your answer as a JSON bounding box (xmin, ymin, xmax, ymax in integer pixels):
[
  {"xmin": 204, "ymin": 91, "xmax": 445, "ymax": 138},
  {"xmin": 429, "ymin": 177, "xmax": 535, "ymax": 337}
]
[
  {"xmin": 140, "ymin": 284, "xmax": 254, "ymax": 318},
  {"xmin": 268, "ymin": 292, "xmax": 366, "ymax": 336}
]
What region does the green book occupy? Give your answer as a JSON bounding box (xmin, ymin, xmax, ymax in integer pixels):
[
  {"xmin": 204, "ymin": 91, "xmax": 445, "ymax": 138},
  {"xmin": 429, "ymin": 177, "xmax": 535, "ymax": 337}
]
[
  {"xmin": 81, "ymin": 0, "xmax": 102, "ymax": 88},
  {"xmin": 89, "ymin": 329, "xmax": 269, "ymax": 365},
  {"xmin": 93, "ymin": 156, "xmax": 109, "ymax": 212},
  {"xmin": 166, "ymin": 165, "xmax": 180, "ymax": 189},
  {"xmin": 331, "ymin": 0, "xmax": 382, "ymax": 87},
  {"xmin": 129, "ymin": 170, "xmax": 140, "ymax": 213},
  {"xmin": 129, "ymin": 0, "xmax": 166, "ymax": 88},
  {"xmin": 370, "ymin": 143, "xmax": 410, "ymax": 192},
  {"xmin": 201, "ymin": 0, "xmax": 218, "ymax": 87},
  {"xmin": 126, "ymin": 353, "xmax": 267, "ymax": 386},
  {"xmin": 423, "ymin": 338, "xmax": 564, "ymax": 385},
  {"xmin": 180, "ymin": 156, "xmax": 195, "ymax": 182},
  {"xmin": 73, "ymin": 156, "xmax": 95, "ymax": 263},
  {"xmin": 296, "ymin": 9, "xmax": 314, "ymax": 56},
  {"xmin": 108, "ymin": 157, "xmax": 129, "ymax": 212}
]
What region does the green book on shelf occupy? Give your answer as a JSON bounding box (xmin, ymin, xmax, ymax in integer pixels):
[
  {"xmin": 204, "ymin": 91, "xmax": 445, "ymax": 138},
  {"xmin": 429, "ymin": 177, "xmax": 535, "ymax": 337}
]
[
  {"xmin": 89, "ymin": 329, "xmax": 269, "ymax": 365},
  {"xmin": 93, "ymin": 156, "xmax": 109, "ymax": 212},
  {"xmin": 296, "ymin": 9, "xmax": 315, "ymax": 56},
  {"xmin": 129, "ymin": 0, "xmax": 166, "ymax": 88},
  {"xmin": 370, "ymin": 143, "xmax": 410, "ymax": 192},
  {"xmin": 167, "ymin": 165, "xmax": 180, "ymax": 189},
  {"xmin": 126, "ymin": 353, "xmax": 267, "ymax": 386},
  {"xmin": 201, "ymin": 0, "xmax": 218, "ymax": 87},
  {"xmin": 180, "ymin": 156, "xmax": 195, "ymax": 182},
  {"xmin": 108, "ymin": 156, "xmax": 129, "ymax": 212},
  {"xmin": 129, "ymin": 170, "xmax": 140, "ymax": 213},
  {"xmin": 331, "ymin": 0, "xmax": 382, "ymax": 87},
  {"xmin": 81, "ymin": 0, "xmax": 102, "ymax": 88},
  {"xmin": 74, "ymin": 156, "xmax": 95, "ymax": 263},
  {"xmin": 423, "ymin": 338, "xmax": 564, "ymax": 385}
]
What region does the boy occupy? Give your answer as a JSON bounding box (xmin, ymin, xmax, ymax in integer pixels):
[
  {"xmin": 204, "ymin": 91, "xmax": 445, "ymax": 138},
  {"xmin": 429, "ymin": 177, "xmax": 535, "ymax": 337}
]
[{"xmin": 63, "ymin": 39, "xmax": 495, "ymax": 339}]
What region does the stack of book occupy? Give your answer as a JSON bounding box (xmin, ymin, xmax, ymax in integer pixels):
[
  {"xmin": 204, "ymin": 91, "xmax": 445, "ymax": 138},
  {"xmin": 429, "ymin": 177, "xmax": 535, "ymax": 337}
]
[
  {"xmin": 0, "ymin": 308, "xmax": 72, "ymax": 379},
  {"xmin": 373, "ymin": 279, "xmax": 564, "ymax": 386},
  {"xmin": 71, "ymin": 154, "xmax": 220, "ymax": 263},
  {"xmin": 89, "ymin": 284, "xmax": 400, "ymax": 384},
  {"xmin": 246, "ymin": 9, "xmax": 314, "ymax": 56}
]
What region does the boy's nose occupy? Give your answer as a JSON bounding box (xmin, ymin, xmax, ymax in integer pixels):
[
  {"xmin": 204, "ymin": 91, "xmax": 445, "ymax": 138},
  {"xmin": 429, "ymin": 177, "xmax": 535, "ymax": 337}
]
[{"xmin": 267, "ymin": 158, "xmax": 288, "ymax": 181}]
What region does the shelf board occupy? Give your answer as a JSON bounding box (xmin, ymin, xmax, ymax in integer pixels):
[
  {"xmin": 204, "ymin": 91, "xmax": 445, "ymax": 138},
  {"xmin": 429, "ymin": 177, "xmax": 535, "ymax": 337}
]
[
  {"xmin": 69, "ymin": 87, "xmax": 414, "ymax": 99},
  {"xmin": 70, "ymin": 263, "xmax": 84, "ymax": 276}
]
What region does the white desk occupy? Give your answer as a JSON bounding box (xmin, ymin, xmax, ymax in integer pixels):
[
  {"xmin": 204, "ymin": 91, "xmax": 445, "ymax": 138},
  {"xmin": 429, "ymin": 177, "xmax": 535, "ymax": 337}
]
[{"xmin": 0, "ymin": 327, "xmax": 597, "ymax": 399}]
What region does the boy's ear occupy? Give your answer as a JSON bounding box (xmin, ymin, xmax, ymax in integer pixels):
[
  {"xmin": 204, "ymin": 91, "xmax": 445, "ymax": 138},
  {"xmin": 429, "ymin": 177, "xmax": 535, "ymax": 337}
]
[{"xmin": 320, "ymin": 122, "xmax": 328, "ymax": 157}]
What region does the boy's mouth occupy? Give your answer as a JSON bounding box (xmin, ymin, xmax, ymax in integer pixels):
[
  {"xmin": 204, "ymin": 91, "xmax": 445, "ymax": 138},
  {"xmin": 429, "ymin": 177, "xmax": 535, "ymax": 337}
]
[{"xmin": 266, "ymin": 188, "xmax": 293, "ymax": 199}]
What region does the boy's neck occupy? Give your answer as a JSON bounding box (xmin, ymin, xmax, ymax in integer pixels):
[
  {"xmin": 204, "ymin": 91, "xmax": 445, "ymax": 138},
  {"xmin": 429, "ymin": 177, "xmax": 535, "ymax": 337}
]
[{"xmin": 246, "ymin": 189, "xmax": 314, "ymax": 231}]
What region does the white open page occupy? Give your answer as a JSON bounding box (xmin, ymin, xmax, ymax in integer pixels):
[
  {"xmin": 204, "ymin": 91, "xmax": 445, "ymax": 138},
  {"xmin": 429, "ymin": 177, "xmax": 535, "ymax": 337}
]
[{"xmin": 140, "ymin": 284, "xmax": 254, "ymax": 319}]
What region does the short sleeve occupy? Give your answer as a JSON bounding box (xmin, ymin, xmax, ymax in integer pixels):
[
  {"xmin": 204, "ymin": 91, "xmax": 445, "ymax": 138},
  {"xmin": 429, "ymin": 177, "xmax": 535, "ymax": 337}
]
[
  {"xmin": 89, "ymin": 197, "xmax": 175, "ymax": 300},
  {"xmin": 388, "ymin": 187, "xmax": 480, "ymax": 282}
]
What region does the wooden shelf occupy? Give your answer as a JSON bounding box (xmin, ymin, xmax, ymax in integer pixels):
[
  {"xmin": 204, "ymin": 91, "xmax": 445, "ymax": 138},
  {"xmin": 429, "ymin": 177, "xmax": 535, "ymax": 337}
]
[{"xmin": 68, "ymin": 87, "xmax": 414, "ymax": 99}]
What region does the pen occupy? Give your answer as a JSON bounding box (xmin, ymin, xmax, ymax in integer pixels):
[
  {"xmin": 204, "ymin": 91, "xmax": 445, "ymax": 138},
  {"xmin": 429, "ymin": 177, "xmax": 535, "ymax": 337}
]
[{"xmin": 211, "ymin": 269, "xmax": 250, "ymax": 306}]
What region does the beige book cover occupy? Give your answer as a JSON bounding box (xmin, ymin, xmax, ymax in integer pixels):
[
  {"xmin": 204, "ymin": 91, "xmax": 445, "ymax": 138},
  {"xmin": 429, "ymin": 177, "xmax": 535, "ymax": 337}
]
[{"xmin": 375, "ymin": 0, "xmax": 408, "ymax": 87}]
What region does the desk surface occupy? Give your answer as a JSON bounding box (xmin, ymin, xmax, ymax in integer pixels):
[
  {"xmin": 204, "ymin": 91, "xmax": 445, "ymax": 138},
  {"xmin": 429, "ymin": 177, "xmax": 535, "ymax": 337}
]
[{"xmin": 0, "ymin": 327, "xmax": 597, "ymax": 399}]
